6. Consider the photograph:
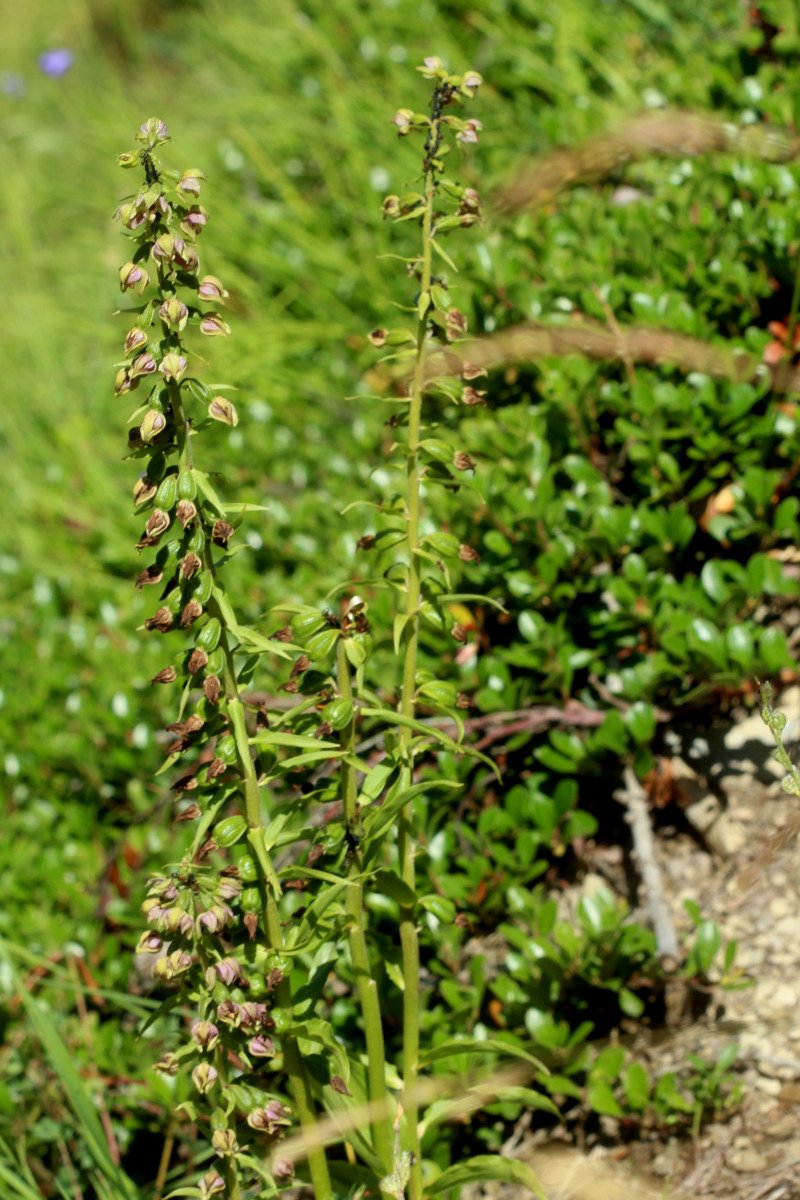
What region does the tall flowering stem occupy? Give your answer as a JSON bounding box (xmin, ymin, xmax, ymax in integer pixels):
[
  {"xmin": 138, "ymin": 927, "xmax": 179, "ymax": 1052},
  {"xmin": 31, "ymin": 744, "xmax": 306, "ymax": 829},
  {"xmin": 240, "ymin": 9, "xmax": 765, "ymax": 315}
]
[
  {"xmin": 114, "ymin": 119, "xmax": 331, "ymax": 1200},
  {"xmin": 380, "ymin": 60, "xmax": 484, "ymax": 1198}
]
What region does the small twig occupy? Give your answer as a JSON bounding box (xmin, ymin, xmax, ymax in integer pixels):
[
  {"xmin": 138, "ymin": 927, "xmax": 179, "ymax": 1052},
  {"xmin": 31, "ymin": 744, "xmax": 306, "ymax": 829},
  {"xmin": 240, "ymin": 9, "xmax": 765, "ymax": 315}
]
[{"xmin": 614, "ymin": 766, "xmax": 680, "ymax": 968}]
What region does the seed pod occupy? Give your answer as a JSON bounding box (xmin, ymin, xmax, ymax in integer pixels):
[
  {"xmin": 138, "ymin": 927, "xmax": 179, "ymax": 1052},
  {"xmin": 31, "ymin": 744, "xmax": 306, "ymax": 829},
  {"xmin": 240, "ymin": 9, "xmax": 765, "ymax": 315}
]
[
  {"xmin": 197, "ymin": 617, "xmax": 221, "ymax": 653},
  {"xmin": 205, "ymin": 647, "xmax": 225, "ymax": 676},
  {"xmin": 194, "ymin": 571, "xmax": 214, "ymax": 604},
  {"xmin": 154, "ymin": 473, "xmax": 178, "ymax": 511},
  {"xmin": 214, "ymin": 814, "xmax": 247, "ymax": 847},
  {"xmin": 215, "ymin": 734, "xmax": 238, "ymax": 764},
  {"xmin": 240, "ymin": 886, "xmax": 261, "ymax": 914},
  {"xmin": 236, "ymin": 854, "xmax": 258, "ymax": 884},
  {"xmin": 177, "ymin": 467, "xmax": 197, "ymax": 501},
  {"xmin": 186, "ymin": 525, "xmax": 205, "ymax": 554},
  {"xmin": 322, "ymin": 698, "xmax": 353, "ymax": 731},
  {"xmin": 291, "ymin": 610, "xmax": 326, "ymax": 640}
]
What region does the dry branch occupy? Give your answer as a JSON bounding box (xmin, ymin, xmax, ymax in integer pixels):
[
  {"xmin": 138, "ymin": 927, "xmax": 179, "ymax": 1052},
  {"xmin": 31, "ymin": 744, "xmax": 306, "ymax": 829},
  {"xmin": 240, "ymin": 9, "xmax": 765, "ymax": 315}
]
[
  {"xmin": 424, "ymin": 318, "xmax": 800, "ymax": 394},
  {"xmin": 493, "ymin": 110, "xmax": 800, "ymax": 215},
  {"xmin": 615, "ymin": 766, "xmax": 680, "ymax": 970}
]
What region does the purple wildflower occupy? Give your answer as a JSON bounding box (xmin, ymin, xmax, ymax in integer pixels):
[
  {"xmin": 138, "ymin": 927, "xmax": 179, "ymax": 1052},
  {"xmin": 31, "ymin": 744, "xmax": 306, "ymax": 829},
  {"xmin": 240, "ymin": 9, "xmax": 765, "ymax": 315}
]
[{"xmin": 38, "ymin": 49, "xmax": 74, "ymax": 78}]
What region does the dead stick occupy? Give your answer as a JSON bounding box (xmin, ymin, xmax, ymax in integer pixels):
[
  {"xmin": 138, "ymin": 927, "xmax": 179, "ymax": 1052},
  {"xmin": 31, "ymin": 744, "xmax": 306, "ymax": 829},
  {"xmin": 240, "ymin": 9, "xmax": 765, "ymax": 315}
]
[{"xmin": 615, "ymin": 766, "xmax": 680, "ymax": 969}]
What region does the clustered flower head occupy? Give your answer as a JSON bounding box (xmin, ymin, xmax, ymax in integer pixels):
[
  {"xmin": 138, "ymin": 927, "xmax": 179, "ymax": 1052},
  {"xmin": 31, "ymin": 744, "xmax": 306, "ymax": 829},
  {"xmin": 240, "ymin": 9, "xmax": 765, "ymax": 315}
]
[{"xmin": 378, "ymin": 60, "xmax": 484, "ymax": 395}]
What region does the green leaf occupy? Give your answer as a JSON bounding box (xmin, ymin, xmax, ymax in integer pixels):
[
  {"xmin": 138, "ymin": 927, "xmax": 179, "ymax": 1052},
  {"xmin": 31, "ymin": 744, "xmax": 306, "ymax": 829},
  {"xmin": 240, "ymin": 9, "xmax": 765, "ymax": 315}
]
[
  {"xmin": 587, "ymin": 1081, "xmax": 624, "ymax": 1117},
  {"xmin": 422, "ymin": 1038, "xmax": 546, "ymax": 1069},
  {"xmin": 623, "ymin": 1062, "xmax": 650, "ymax": 1111},
  {"xmin": 427, "ymin": 1155, "xmax": 545, "ymax": 1199},
  {"xmin": 373, "ymin": 869, "xmax": 416, "ymax": 905},
  {"xmin": 358, "ymin": 706, "xmax": 459, "ymax": 751}
]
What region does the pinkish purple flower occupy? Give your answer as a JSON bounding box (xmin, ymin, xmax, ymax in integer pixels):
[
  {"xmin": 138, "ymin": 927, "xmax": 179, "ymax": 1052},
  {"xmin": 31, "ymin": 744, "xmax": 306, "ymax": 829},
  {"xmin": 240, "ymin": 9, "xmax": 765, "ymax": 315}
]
[
  {"xmin": 200, "ymin": 314, "xmax": 231, "ymax": 337},
  {"xmin": 192, "ymin": 1063, "xmax": 218, "ymax": 1094},
  {"xmin": 191, "ymin": 1019, "xmax": 220, "ymax": 1051},
  {"xmin": 457, "ymin": 118, "xmax": 483, "ymax": 146},
  {"xmin": 248, "ymin": 1035, "xmax": 275, "ymax": 1057},
  {"xmin": 216, "ymin": 999, "xmax": 242, "ymax": 1026},
  {"xmin": 213, "ymin": 957, "xmax": 241, "ymax": 986}
]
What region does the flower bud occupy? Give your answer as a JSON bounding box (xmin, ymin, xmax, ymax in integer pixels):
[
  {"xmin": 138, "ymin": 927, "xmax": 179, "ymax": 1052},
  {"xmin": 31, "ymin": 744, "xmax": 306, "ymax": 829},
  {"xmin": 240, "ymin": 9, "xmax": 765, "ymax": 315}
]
[
  {"xmin": 200, "ymin": 313, "xmax": 231, "ymax": 337},
  {"xmin": 191, "ymin": 1019, "xmax": 221, "ymax": 1051},
  {"xmin": 213, "ymin": 958, "xmax": 242, "ymax": 986},
  {"xmin": 272, "ymin": 1159, "xmax": 294, "ymax": 1181},
  {"xmin": 145, "ymin": 508, "xmax": 171, "ymax": 540},
  {"xmin": 248, "ymin": 1035, "xmax": 275, "ymax": 1057},
  {"xmin": 152, "ymin": 232, "xmax": 179, "ymax": 262},
  {"xmin": 130, "ymin": 352, "xmax": 158, "ymax": 379},
  {"xmin": 217, "ymin": 876, "xmax": 241, "ymax": 901},
  {"xmin": 144, "ymin": 606, "xmax": 174, "ymax": 633},
  {"xmin": 180, "ymin": 599, "xmax": 203, "ymax": 628},
  {"xmin": 137, "ymin": 117, "xmax": 169, "ymax": 144},
  {"xmin": 119, "ymin": 261, "xmax": 150, "ymax": 293},
  {"xmin": 211, "ymin": 520, "xmax": 234, "ymax": 548},
  {"xmin": 211, "ymin": 1130, "xmax": 239, "ymax": 1158},
  {"xmin": 114, "ymin": 368, "xmax": 132, "ymax": 395},
  {"xmin": 124, "ymin": 327, "xmax": 148, "ymax": 355},
  {"xmin": 176, "ymin": 500, "xmax": 197, "ymax": 528},
  {"xmin": 154, "ymin": 1052, "xmax": 179, "ymax": 1075},
  {"xmin": 158, "ymin": 297, "xmax": 189, "ymax": 332},
  {"xmin": 216, "ymin": 999, "xmax": 242, "ymax": 1027},
  {"xmin": 453, "ymin": 451, "xmax": 476, "ymax": 471},
  {"xmin": 192, "ymin": 1062, "xmax": 219, "ymax": 1094},
  {"xmin": 187, "ymin": 648, "xmax": 208, "ymax": 674},
  {"xmin": 159, "ymin": 352, "xmax": 187, "ymax": 382},
  {"xmin": 163, "ymin": 906, "xmax": 193, "ymax": 934},
  {"xmin": 246, "ymin": 1099, "xmax": 291, "ymax": 1134},
  {"xmin": 198, "ymin": 1169, "xmax": 226, "ymax": 1198},
  {"xmin": 153, "ymin": 949, "xmax": 192, "ymax": 980},
  {"xmin": 461, "ymin": 70, "xmax": 483, "ymax": 95},
  {"xmin": 150, "ymin": 666, "xmax": 178, "ymax": 685},
  {"xmin": 140, "ymin": 409, "xmax": 167, "ymax": 443},
  {"xmin": 446, "ymin": 308, "xmax": 468, "ymax": 340},
  {"xmin": 180, "ymin": 552, "xmax": 202, "ymax": 579},
  {"xmin": 198, "ymin": 275, "xmax": 229, "ymax": 303},
  {"xmin": 419, "ymin": 55, "xmax": 445, "ymax": 76},
  {"xmin": 462, "ymin": 363, "xmax": 488, "ymax": 380},
  {"xmin": 208, "ymin": 397, "xmax": 238, "ymax": 426},
  {"xmin": 181, "ymin": 206, "xmax": 208, "ymax": 237},
  {"xmin": 136, "ymin": 932, "xmax": 163, "ymax": 954},
  {"xmin": 178, "ymin": 168, "xmax": 207, "ymax": 197},
  {"xmin": 392, "ymin": 108, "xmax": 414, "ymax": 136},
  {"xmin": 456, "ymin": 118, "xmax": 483, "ymax": 146},
  {"xmin": 133, "ymin": 476, "xmax": 157, "ymax": 506},
  {"xmin": 198, "ymin": 903, "xmax": 233, "ymax": 933}
]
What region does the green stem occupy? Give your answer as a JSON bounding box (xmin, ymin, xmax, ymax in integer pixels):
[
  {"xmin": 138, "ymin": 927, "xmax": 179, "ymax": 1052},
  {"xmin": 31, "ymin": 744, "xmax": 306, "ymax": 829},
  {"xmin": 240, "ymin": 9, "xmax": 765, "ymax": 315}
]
[
  {"xmin": 396, "ymin": 146, "xmax": 437, "ymax": 1200},
  {"xmin": 221, "ymin": 634, "xmax": 333, "ymax": 1200},
  {"xmin": 169, "ymin": 379, "xmax": 332, "ymax": 1200},
  {"xmin": 336, "ymin": 641, "xmax": 395, "ymax": 1180}
]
